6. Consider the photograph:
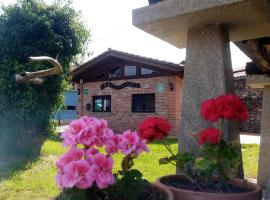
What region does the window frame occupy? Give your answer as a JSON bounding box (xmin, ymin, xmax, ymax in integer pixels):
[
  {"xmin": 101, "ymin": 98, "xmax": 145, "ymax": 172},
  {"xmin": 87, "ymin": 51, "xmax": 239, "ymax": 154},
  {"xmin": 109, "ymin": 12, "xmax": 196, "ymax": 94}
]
[
  {"xmin": 132, "ymin": 93, "xmax": 155, "ymax": 113},
  {"xmin": 92, "ymin": 95, "xmax": 111, "ymax": 112}
]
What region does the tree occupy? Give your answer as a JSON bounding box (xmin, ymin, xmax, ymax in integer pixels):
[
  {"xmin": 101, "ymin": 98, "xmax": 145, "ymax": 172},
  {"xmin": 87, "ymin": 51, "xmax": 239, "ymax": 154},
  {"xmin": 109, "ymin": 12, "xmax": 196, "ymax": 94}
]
[{"xmin": 0, "ymin": 0, "xmax": 89, "ymax": 161}]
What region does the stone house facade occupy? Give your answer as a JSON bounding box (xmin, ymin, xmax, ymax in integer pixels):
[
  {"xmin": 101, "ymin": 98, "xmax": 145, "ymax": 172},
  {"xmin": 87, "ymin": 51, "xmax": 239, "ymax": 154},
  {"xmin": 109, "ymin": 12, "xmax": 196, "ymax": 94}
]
[
  {"xmin": 72, "ymin": 49, "xmax": 184, "ymax": 136},
  {"xmin": 234, "ymin": 75, "xmax": 263, "ymax": 133}
]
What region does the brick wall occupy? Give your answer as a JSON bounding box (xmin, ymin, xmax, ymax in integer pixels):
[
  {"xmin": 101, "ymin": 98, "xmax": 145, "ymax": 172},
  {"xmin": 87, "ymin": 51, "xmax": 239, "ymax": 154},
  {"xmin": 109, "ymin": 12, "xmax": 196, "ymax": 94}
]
[
  {"xmin": 234, "ymin": 76, "xmax": 263, "ymax": 133},
  {"xmin": 76, "ymin": 76, "xmax": 183, "ymax": 136}
]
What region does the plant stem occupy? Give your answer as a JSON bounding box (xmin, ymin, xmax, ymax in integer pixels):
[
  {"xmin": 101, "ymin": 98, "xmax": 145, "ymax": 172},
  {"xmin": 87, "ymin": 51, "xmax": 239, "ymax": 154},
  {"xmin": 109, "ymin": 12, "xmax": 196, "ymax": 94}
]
[{"xmin": 162, "ymin": 140, "xmax": 175, "ymax": 157}]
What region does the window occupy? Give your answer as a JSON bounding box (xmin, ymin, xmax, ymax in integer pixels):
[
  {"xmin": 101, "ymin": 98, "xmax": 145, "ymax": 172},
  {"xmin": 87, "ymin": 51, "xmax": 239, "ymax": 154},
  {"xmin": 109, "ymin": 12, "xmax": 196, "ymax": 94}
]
[
  {"xmin": 66, "ymin": 105, "xmax": 76, "ymax": 110},
  {"xmin": 108, "ymin": 67, "xmax": 121, "ymax": 78},
  {"xmin": 124, "ymin": 65, "xmax": 137, "ymax": 76},
  {"xmin": 132, "ymin": 93, "xmax": 155, "ymax": 113},
  {"xmin": 93, "ymin": 95, "xmax": 111, "ymax": 112},
  {"xmin": 141, "ymin": 67, "xmax": 154, "ymax": 75}
]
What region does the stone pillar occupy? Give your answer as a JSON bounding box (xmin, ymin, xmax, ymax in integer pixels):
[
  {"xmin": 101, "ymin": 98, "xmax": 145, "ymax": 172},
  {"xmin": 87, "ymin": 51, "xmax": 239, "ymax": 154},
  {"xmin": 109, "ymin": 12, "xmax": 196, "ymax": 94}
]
[
  {"xmin": 179, "ymin": 24, "xmax": 241, "ymax": 166},
  {"xmin": 258, "ymin": 86, "xmax": 270, "ymax": 187}
]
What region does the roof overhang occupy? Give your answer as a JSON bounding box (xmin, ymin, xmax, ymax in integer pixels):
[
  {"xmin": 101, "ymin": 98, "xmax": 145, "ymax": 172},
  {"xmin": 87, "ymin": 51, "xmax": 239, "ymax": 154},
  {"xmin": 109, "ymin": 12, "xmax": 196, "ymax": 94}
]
[
  {"xmin": 133, "ymin": 0, "xmax": 270, "ymax": 48},
  {"xmin": 72, "ymin": 50, "xmax": 183, "ymax": 83}
]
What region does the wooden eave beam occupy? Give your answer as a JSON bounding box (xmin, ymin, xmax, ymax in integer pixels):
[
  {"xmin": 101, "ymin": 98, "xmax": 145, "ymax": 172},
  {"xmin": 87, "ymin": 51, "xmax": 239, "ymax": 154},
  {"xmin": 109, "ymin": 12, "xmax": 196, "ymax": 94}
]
[{"xmin": 234, "ymin": 39, "xmax": 270, "ymax": 71}]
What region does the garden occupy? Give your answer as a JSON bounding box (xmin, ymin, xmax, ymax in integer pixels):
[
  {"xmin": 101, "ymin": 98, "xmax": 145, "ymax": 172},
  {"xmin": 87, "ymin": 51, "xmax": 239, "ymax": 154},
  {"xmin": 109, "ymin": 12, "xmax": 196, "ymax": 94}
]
[
  {"xmin": 0, "ymin": 0, "xmax": 265, "ymax": 200},
  {"xmin": 0, "ymin": 135, "xmax": 259, "ymax": 200}
]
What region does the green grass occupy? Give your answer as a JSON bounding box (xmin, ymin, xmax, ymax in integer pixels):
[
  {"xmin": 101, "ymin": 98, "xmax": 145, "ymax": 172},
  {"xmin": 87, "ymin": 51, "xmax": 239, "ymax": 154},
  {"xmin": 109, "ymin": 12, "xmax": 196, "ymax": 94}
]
[
  {"xmin": 0, "ymin": 139, "xmax": 259, "ymax": 200},
  {"xmin": 242, "ymin": 143, "xmax": 259, "ymax": 179}
]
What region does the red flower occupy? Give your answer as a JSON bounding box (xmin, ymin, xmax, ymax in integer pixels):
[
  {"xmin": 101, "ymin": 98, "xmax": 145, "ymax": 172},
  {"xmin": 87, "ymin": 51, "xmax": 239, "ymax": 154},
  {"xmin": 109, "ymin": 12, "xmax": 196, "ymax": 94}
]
[
  {"xmin": 234, "ymin": 97, "xmax": 248, "ymax": 121},
  {"xmin": 196, "ymin": 128, "xmax": 222, "ymax": 145},
  {"xmin": 200, "ymin": 94, "xmax": 248, "ymax": 122},
  {"xmin": 200, "ymin": 99, "xmax": 219, "ymax": 122},
  {"xmin": 138, "ymin": 117, "xmax": 171, "ymax": 142},
  {"xmin": 215, "ymin": 95, "xmax": 248, "ymax": 121}
]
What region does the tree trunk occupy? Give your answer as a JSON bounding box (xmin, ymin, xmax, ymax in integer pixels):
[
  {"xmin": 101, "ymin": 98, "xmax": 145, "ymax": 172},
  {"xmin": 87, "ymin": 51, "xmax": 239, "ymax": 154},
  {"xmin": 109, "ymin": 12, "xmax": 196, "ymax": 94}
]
[{"xmin": 0, "ymin": 127, "xmax": 45, "ymax": 178}]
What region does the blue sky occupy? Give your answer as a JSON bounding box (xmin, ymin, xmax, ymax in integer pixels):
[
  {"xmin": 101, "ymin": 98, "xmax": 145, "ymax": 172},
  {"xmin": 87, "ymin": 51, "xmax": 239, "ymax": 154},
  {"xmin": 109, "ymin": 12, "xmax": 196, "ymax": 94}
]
[{"xmin": 1, "ymin": 0, "xmax": 251, "ymax": 69}]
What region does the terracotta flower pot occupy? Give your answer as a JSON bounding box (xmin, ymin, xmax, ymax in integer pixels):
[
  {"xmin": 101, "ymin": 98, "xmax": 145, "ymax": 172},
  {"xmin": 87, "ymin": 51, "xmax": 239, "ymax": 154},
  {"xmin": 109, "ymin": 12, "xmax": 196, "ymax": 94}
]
[
  {"xmin": 156, "ymin": 175, "xmax": 262, "ymax": 200},
  {"xmin": 151, "ymin": 183, "xmax": 174, "ymax": 200}
]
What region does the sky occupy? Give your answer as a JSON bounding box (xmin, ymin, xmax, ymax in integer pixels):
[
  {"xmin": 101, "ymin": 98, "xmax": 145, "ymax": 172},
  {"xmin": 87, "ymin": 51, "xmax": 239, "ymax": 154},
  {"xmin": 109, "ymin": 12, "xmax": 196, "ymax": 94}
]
[{"xmin": 1, "ymin": 0, "xmax": 251, "ymax": 70}]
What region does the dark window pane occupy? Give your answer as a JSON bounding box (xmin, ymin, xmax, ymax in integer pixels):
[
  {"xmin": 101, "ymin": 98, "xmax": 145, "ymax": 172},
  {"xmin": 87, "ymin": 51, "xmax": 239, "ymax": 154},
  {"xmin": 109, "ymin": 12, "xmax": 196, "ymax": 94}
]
[
  {"xmin": 124, "ymin": 65, "xmax": 137, "ymax": 76},
  {"xmin": 132, "ymin": 94, "xmax": 155, "ymax": 113},
  {"xmin": 66, "ymin": 105, "xmax": 76, "ymax": 110},
  {"xmin": 108, "ymin": 67, "xmax": 121, "ymax": 78},
  {"xmin": 93, "ymin": 96, "xmax": 111, "ymax": 112}
]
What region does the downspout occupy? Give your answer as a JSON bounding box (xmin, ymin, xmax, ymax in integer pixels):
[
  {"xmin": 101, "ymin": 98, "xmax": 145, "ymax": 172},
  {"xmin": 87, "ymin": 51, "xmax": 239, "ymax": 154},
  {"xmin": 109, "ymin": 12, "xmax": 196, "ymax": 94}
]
[{"xmin": 80, "ymin": 79, "xmax": 84, "ymax": 117}]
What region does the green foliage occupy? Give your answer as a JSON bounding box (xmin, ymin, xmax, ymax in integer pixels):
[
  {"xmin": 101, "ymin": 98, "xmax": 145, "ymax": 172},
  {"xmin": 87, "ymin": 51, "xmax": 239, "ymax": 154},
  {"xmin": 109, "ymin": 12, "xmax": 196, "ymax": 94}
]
[
  {"xmin": 0, "ymin": 0, "xmax": 89, "ymax": 157},
  {"xmin": 159, "ymin": 139, "xmax": 241, "ymax": 182},
  {"xmin": 196, "ymin": 140, "xmax": 241, "ymax": 180},
  {"xmin": 111, "ymin": 169, "xmax": 149, "ymax": 200},
  {"xmin": 159, "ymin": 152, "xmax": 195, "ymax": 177},
  {"xmin": 56, "ymin": 188, "xmax": 89, "ymax": 200}
]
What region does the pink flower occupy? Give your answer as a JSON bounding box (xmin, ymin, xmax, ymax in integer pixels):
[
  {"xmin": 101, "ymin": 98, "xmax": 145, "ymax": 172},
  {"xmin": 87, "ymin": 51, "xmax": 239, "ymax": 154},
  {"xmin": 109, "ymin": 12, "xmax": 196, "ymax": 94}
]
[
  {"xmin": 95, "ymin": 171, "xmax": 115, "ymax": 189},
  {"xmin": 77, "ymin": 126, "xmax": 96, "ymax": 147},
  {"xmin": 123, "ymin": 130, "xmax": 139, "ymax": 145},
  {"xmin": 86, "ymin": 153, "xmax": 115, "ymax": 189},
  {"xmin": 117, "ymin": 131, "xmax": 149, "ymax": 156},
  {"xmin": 93, "ymin": 153, "xmax": 113, "ymax": 170},
  {"xmin": 61, "ymin": 127, "xmax": 78, "ymax": 147},
  {"xmin": 134, "ymin": 139, "xmax": 149, "ymax": 156},
  {"xmin": 105, "ymin": 134, "xmax": 120, "ymax": 154},
  {"xmin": 85, "ymin": 147, "xmax": 99, "ymax": 164},
  {"xmin": 56, "ymin": 147, "xmax": 84, "ymax": 171},
  {"xmin": 118, "ymin": 135, "xmax": 133, "ymax": 155},
  {"xmin": 58, "ymin": 160, "xmax": 93, "ymax": 189}
]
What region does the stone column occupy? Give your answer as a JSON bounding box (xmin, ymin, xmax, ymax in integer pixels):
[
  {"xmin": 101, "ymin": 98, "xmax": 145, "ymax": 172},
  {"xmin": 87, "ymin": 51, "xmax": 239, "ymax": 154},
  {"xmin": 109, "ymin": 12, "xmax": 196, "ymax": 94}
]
[
  {"xmin": 258, "ymin": 86, "xmax": 270, "ymax": 187},
  {"xmin": 179, "ymin": 24, "xmax": 242, "ymax": 171}
]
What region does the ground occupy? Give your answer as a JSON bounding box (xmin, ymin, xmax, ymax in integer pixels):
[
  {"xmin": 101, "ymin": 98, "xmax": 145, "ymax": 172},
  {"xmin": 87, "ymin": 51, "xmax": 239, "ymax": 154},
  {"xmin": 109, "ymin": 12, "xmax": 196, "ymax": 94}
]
[{"xmin": 0, "ymin": 137, "xmax": 259, "ymax": 200}]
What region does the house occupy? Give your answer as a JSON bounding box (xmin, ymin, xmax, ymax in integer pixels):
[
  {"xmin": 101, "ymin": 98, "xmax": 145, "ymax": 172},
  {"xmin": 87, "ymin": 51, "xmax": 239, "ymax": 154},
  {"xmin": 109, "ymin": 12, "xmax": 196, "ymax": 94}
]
[
  {"xmin": 54, "ymin": 90, "xmax": 78, "ymax": 125},
  {"xmin": 72, "ymin": 49, "xmax": 184, "ymax": 136}
]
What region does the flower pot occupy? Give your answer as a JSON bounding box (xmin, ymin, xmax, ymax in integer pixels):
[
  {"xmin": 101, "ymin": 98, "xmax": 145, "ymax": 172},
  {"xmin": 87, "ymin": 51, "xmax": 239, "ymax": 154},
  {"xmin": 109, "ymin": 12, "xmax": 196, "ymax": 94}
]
[
  {"xmin": 55, "ymin": 183, "xmax": 174, "ymax": 200},
  {"xmin": 148, "ymin": 0, "xmax": 162, "ymax": 5},
  {"xmin": 156, "ymin": 175, "xmax": 262, "ymax": 200},
  {"xmin": 148, "ymin": 183, "xmax": 174, "ymax": 200}
]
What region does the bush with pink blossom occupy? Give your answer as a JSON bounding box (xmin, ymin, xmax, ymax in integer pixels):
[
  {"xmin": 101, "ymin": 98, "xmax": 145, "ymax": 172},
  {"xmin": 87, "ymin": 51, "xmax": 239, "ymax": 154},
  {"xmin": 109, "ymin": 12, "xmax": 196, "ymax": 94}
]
[{"xmin": 55, "ymin": 116, "xmax": 149, "ymax": 200}]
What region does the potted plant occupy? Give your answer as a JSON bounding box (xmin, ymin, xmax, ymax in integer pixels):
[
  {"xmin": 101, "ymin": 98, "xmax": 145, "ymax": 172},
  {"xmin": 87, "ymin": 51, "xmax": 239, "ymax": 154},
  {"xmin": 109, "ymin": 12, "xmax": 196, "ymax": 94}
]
[
  {"xmin": 148, "ymin": 0, "xmax": 163, "ymax": 5},
  {"xmin": 55, "ymin": 116, "xmax": 173, "ymax": 200},
  {"xmin": 138, "ymin": 94, "xmax": 262, "ymax": 200}
]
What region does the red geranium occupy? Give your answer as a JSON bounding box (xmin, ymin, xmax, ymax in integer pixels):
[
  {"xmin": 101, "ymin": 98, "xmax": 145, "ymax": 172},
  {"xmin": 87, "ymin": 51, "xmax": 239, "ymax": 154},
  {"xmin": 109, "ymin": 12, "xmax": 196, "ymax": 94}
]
[
  {"xmin": 196, "ymin": 128, "xmax": 222, "ymax": 145},
  {"xmin": 138, "ymin": 117, "xmax": 171, "ymax": 142},
  {"xmin": 200, "ymin": 99, "xmax": 219, "ymax": 122},
  {"xmin": 200, "ymin": 94, "xmax": 248, "ymax": 122},
  {"xmin": 215, "ymin": 94, "xmax": 248, "ymax": 121}
]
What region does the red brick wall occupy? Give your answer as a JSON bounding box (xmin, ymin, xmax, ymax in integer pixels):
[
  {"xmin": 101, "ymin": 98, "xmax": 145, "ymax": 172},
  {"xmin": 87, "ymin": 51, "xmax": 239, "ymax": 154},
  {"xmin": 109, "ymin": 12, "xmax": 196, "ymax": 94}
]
[{"xmin": 76, "ymin": 76, "xmax": 183, "ymax": 136}]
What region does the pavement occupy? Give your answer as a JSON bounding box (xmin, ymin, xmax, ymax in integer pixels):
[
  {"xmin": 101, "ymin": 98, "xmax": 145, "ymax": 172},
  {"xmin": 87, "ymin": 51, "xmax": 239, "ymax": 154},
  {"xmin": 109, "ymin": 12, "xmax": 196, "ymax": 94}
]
[{"xmin": 240, "ymin": 133, "xmax": 260, "ymax": 144}]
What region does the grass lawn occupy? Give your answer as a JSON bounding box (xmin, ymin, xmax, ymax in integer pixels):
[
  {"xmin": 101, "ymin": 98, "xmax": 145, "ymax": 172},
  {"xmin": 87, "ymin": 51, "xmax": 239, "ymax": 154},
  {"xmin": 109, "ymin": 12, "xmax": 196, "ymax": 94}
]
[{"xmin": 0, "ymin": 139, "xmax": 259, "ymax": 200}]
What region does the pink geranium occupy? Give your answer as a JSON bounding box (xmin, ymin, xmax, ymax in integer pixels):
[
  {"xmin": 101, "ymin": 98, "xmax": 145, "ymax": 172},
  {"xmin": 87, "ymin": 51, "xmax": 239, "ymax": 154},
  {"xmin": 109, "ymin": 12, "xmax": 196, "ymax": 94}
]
[
  {"xmin": 56, "ymin": 116, "xmax": 150, "ymax": 191},
  {"xmin": 57, "ymin": 160, "xmax": 93, "ymax": 189},
  {"xmin": 56, "ymin": 147, "xmax": 84, "ymax": 171}
]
